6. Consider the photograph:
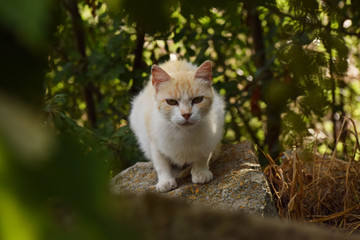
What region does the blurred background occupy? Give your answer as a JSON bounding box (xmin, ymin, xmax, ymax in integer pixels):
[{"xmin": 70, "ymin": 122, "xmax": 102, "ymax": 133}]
[{"xmin": 1, "ymin": 0, "xmax": 360, "ymax": 238}]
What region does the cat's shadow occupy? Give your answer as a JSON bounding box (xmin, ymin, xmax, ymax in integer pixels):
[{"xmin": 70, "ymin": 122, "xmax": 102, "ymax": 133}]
[{"xmin": 172, "ymin": 163, "xmax": 192, "ymax": 185}]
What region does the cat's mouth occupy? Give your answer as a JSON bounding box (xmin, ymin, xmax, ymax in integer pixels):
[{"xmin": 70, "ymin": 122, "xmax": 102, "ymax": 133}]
[{"xmin": 180, "ymin": 121, "xmax": 194, "ymax": 126}]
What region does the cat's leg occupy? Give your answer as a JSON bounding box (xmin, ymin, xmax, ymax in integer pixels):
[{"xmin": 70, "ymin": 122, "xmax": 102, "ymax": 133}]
[
  {"xmin": 151, "ymin": 144, "xmax": 178, "ymax": 192},
  {"xmin": 191, "ymin": 156, "xmax": 213, "ymax": 184}
]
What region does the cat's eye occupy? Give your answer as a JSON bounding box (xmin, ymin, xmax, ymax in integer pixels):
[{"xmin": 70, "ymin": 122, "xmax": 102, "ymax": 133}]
[
  {"xmin": 192, "ymin": 96, "xmax": 204, "ymax": 104},
  {"xmin": 166, "ymin": 99, "xmax": 178, "ymax": 106}
]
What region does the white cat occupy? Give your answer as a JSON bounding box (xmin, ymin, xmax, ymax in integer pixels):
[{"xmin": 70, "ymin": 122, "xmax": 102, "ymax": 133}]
[{"xmin": 129, "ymin": 60, "xmax": 225, "ymax": 192}]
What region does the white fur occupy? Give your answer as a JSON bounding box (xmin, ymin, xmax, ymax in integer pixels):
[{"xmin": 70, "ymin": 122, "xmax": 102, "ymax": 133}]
[{"xmin": 129, "ymin": 60, "xmax": 225, "ymax": 192}]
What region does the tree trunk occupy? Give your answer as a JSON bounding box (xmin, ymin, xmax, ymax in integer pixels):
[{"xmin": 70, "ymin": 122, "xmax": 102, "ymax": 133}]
[
  {"xmin": 62, "ymin": 0, "xmax": 97, "ymax": 128},
  {"xmin": 130, "ymin": 28, "xmax": 145, "ymax": 96},
  {"xmin": 245, "ymin": 3, "xmax": 280, "ymax": 159}
]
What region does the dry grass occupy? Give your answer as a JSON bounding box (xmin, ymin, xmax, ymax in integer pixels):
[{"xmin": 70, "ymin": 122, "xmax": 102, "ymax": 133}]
[{"xmin": 263, "ymin": 117, "xmax": 360, "ymax": 233}]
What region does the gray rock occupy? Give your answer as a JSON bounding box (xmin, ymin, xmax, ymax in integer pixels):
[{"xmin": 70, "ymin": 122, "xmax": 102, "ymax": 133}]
[{"xmin": 111, "ymin": 141, "xmax": 278, "ymax": 217}]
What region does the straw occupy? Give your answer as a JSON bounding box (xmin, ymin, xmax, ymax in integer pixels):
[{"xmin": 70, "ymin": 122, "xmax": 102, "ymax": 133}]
[{"xmin": 264, "ymin": 117, "xmax": 360, "ymax": 233}]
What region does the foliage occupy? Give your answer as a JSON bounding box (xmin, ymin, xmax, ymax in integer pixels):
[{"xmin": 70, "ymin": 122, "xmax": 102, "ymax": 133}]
[{"xmin": 45, "ymin": 0, "xmax": 360, "ymax": 167}]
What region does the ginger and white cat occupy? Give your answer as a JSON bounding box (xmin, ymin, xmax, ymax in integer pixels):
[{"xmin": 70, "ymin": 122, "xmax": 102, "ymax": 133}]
[{"xmin": 129, "ymin": 60, "xmax": 225, "ymax": 192}]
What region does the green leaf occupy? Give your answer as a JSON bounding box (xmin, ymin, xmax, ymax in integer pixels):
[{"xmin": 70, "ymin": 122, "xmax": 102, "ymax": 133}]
[{"xmin": 0, "ymin": 0, "xmax": 53, "ymax": 49}]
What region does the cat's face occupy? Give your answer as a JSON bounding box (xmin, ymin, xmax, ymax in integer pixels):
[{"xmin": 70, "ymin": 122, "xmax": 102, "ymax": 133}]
[{"xmin": 152, "ymin": 61, "xmax": 214, "ymax": 127}]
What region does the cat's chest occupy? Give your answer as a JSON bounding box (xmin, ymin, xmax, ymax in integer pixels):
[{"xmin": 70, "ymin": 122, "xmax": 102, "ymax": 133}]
[
  {"xmin": 161, "ymin": 124, "xmax": 204, "ymax": 142},
  {"xmin": 156, "ymin": 126, "xmax": 211, "ymax": 162}
]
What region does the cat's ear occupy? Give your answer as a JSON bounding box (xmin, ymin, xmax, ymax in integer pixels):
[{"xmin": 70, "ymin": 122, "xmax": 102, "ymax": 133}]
[
  {"xmin": 195, "ymin": 60, "xmax": 213, "ymax": 86},
  {"xmin": 151, "ymin": 65, "xmax": 171, "ymax": 90}
]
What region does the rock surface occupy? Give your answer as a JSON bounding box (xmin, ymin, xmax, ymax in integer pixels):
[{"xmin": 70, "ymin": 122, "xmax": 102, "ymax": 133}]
[{"xmin": 111, "ymin": 141, "xmax": 278, "ymax": 217}]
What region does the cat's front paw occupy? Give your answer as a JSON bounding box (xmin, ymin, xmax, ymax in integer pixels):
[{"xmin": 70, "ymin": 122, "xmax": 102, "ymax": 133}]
[
  {"xmin": 156, "ymin": 178, "xmax": 178, "ymax": 192},
  {"xmin": 191, "ymin": 169, "xmax": 213, "ymax": 184}
]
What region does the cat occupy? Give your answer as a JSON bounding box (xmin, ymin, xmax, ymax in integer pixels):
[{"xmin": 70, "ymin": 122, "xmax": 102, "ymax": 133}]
[{"xmin": 129, "ymin": 60, "xmax": 225, "ymax": 192}]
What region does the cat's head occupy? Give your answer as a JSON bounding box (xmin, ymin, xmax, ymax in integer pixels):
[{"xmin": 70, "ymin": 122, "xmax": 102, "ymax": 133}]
[{"xmin": 151, "ymin": 61, "xmax": 214, "ymax": 127}]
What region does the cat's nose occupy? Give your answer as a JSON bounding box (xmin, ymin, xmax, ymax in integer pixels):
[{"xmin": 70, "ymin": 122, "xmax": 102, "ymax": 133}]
[{"xmin": 182, "ymin": 113, "xmax": 192, "ymax": 120}]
